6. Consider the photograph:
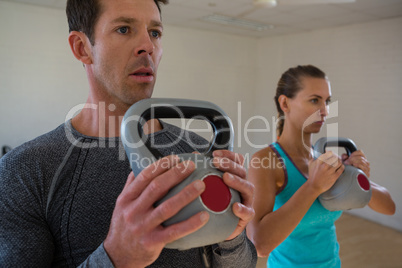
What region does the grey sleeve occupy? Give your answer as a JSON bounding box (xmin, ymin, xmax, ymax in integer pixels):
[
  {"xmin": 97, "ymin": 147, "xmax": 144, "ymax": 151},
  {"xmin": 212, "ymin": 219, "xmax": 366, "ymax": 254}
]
[
  {"xmin": 0, "ymin": 162, "xmax": 55, "ymax": 267},
  {"xmin": 0, "ymin": 158, "xmax": 114, "ymax": 268},
  {"xmin": 211, "ymin": 231, "xmax": 257, "ymax": 268},
  {"xmin": 78, "ymin": 243, "xmax": 115, "ymax": 268}
]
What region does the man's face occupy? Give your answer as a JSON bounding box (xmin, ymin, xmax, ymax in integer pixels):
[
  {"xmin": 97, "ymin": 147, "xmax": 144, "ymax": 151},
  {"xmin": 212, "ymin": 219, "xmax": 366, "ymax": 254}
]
[{"xmin": 88, "ymin": 0, "xmax": 163, "ymax": 109}]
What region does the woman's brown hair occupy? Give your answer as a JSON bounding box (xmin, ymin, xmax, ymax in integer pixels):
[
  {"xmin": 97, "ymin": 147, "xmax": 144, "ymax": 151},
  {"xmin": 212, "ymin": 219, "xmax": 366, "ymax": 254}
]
[{"xmin": 274, "ymin": 65, "xmax": 327, "ymax": 137}]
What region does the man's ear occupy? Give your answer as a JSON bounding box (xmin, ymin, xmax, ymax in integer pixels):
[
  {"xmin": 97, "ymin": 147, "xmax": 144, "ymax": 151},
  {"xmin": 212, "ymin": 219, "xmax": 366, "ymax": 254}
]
[
  {"xmin": 278, "ymin": 95, "xmax": 290, "ymax": 113},
  {"xmin": 68, "ymin": 31, "xmax": 93, "ymax": 65}
]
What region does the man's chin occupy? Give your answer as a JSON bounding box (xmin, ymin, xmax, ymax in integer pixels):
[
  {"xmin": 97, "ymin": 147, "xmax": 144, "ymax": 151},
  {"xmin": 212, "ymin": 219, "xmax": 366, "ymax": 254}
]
[{"xmin": 125, "ymin": 90, "xmax": 154, "ymax": 106}]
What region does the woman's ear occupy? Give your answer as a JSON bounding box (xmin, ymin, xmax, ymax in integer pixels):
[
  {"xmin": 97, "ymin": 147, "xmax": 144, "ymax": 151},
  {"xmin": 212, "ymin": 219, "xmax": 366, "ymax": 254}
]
[
  {"xmin": 68, "ymin": 31, "xmax": 93, "ymax": 65},
  {"xmin": 278, "ymin": 95, "xmax": 290, "ymax": 113}
]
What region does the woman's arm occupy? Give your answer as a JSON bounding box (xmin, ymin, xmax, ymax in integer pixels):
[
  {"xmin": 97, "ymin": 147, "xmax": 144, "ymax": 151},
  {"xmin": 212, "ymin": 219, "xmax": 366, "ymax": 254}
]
[
  {"xmin": 343, "ymin": 150, "xmax": 395, "ymax": 215},
  {"xmin": 247, "ymin": 149, "xmax": 344, "ymax": 257},
  {"xmin": 368, "ymin": 181, "xmax": 396, "ymax": 215}
]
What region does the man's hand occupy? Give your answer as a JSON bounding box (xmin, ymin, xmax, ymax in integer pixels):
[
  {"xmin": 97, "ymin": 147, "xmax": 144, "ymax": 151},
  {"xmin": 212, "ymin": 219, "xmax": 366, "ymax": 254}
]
[
  {"xmin": 104, "ymin": 155, "xmax": 209, "ymax": 268},
  {"xmin": 212, "ymin": 150, "xmax": 255, "ymax": 241}
]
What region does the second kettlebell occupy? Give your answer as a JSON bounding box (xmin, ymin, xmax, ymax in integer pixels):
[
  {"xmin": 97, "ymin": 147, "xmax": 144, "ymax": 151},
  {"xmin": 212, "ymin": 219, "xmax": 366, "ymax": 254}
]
[{"xmin": 314, "ymin": 137, "xmax": 372, "ymax": 211}]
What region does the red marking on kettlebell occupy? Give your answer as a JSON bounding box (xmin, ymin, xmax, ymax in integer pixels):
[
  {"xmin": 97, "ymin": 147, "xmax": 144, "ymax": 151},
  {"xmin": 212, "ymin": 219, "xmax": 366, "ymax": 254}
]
[
  {"xmin": 201, "ymin": 175, "xmax": 231, "ymax": 212},
  {"xmin": 357, "ymin": 174, "xmax": 370, "ymax": 191}
]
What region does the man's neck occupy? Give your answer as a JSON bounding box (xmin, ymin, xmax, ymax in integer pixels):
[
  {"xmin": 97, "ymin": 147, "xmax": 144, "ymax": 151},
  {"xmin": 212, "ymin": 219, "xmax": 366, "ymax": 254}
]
[{"xmin": 71, "ymin": 101, "xmax": 162, "ymax": 137}]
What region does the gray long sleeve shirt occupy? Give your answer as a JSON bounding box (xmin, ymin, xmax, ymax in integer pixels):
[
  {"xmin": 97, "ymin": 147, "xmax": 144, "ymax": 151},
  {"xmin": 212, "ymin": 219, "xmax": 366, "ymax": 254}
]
[{"xmin": 0, "ymin": 120, "xmax": 257, "ymax": 267}]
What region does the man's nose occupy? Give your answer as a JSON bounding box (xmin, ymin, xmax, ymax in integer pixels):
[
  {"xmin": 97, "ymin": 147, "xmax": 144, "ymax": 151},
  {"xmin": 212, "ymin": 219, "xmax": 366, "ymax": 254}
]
[{"xmin": 135, "ymin": 30, "xmax": 154, "ymax": 56}]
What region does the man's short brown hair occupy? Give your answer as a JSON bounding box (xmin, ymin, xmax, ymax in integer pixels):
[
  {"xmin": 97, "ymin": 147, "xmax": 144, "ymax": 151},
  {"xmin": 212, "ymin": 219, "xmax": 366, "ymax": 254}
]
[{"xmin": 66, "ymin": 0, "xmax": 168, "ymax": 45}]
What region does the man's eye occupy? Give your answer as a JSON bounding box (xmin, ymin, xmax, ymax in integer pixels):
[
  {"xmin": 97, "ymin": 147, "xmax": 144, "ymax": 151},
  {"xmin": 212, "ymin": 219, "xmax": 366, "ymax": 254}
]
[
  {"xmin": 150, "ymin": 30, "xmax": 161, "ymax": 38},
  {"xmin": 117, "ymin": 27, "xmax": 129, "ymax": 34}
]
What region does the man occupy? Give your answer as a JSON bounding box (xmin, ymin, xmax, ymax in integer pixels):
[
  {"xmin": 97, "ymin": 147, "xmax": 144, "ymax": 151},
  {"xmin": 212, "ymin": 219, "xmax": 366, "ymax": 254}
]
[{"xmin": 0, "ymin": 0, "xmax": 257, "ymax": 267}]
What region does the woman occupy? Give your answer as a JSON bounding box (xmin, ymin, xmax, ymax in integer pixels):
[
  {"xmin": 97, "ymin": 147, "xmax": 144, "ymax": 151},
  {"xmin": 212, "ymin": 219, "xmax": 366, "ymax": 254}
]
[{"xmin": 247, "ymin": 65, "xmax": 395, "ymax": 267}]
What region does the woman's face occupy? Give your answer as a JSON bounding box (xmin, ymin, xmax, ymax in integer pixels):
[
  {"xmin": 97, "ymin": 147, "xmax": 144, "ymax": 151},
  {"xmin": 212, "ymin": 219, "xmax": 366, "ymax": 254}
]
[{"xmin": 286, "ymin": 77, "xmax": 331, "ymax": 134}]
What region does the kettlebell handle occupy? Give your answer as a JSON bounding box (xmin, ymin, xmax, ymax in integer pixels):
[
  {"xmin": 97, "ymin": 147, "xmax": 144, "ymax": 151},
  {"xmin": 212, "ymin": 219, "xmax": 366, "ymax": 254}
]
[
  {"xmin": 314, "ymin": 137, "xmax": 357, "ymax": 158},
  {"xmin": 121, "ymin": 98, "xmax": 234, "ymax": 165}
]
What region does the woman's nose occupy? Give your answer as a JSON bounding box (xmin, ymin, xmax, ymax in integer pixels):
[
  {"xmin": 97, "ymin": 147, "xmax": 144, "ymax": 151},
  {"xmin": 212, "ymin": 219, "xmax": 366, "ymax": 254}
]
[{"xmin": 320, "ymin": 103, "xmax": 329, "ymax": 116}]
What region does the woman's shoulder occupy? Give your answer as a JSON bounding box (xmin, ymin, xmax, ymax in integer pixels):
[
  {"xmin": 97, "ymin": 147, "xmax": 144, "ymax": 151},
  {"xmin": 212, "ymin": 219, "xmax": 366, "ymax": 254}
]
[
  {"xmin": 249, "ymin": 143, "xmax": 284, "ymax": 177},
  {"xmin": 248, "ymin": 144, "xmax": 286, "ymax": 196},
  {"xmin": 251, "ymin": 143, "xmax": 280, "ymax": 161}
]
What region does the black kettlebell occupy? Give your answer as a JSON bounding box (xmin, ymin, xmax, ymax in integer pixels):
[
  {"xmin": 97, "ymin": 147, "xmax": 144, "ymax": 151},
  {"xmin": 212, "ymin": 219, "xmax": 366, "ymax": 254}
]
[
  {"xmin": 121, "ymin": 98, "xmax": 241, "ymax": 250},
  {"xmin": 314, "ymin": 137, "xmax": 372, "ymax": 211}
]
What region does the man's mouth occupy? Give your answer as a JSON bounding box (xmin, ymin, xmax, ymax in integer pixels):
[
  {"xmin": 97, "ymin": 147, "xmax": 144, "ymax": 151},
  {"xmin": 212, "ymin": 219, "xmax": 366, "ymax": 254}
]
[
  {"xmin": 130, "ymin": 67, "xmax": 154, "ymax": 83},
  {"xmin": 131, "ymin": 68, "xmax": 154, "ymax": 76}
]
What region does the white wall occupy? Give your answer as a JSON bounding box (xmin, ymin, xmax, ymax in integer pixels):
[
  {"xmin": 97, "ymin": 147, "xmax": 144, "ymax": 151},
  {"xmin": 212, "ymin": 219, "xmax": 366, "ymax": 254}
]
[
  {"xmin": 156, "ymin": 26, "xmax": 258, "ymax": 156},
  {"xmin": 0, "ymin": 1, "xmax": 88, "ymax": 147},
  {"xmin": 0, "ymin": 0, "xmax": 401, "ymax": 231},
  {"xmin": 254, "ymin": 17, "xmax": 402, "ymax": 231}
]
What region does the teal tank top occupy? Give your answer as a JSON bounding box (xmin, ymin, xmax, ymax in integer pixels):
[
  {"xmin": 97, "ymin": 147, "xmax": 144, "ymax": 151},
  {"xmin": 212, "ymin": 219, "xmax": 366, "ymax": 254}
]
[{"xmin": 268, "ymin": 142, "xmax": 342, "ymax": 268}]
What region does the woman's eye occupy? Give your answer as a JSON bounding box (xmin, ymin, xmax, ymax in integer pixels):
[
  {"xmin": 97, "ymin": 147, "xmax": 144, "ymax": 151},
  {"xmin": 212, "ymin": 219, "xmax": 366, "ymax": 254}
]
[
  {"xmin": 310, "ymin": 99, "xmax": 318, "ymax": 104},
  {"xmin": 117, "ymin": 27, "xmax": 129, "ymax": 34}
]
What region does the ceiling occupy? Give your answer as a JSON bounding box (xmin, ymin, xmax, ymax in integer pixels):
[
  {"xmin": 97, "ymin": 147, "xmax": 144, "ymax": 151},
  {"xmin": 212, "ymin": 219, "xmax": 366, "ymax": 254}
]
[{"xmin": 4, "ymin": 0, "xmax": 402, "ymax": 38}]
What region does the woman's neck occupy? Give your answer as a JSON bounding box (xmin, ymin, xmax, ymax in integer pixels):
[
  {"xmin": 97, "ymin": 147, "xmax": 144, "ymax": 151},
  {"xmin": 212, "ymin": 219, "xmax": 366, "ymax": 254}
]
[{"xmin": 277, "ymin": 127, "xmax": 313, "ymax": 159}]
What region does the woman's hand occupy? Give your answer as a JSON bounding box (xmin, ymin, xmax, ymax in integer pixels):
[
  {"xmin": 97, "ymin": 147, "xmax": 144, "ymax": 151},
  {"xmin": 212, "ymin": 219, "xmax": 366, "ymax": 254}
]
[
  {"xmin": 307, "ymin": 151, "xmax": 345, "ymax": 195},
  {"xmin": 342, "ymin": 150, "xmax": 370, "ymax": 177}
]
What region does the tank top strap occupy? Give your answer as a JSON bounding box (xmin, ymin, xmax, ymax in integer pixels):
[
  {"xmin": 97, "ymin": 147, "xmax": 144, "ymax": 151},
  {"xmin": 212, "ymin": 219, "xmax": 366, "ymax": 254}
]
[{"xmin": 269, "ymin": 142, "xmax": 308, "ymax": 195}]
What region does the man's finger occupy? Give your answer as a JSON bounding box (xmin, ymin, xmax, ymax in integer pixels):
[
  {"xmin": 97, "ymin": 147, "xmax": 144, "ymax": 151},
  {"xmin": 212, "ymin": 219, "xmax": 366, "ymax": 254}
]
[
  {"xmin": 123, "ymin": 155, "xmax": 181, "ymax": 201},
  {"xmin": 148, "ymin": 179, "xmax": 205, "ymax": 227},
  {"xmin": 222, "ymin": 173, "xmax": 254, "ymax": 207},
  {"xmin": 213, "ymin": 150, "xmax": 245, "ymax": 166},
  {"xmin": 157, "ymin": 211, "xmax": 210, "ymax": 245},
  {"xmin": 212, "ymin": 157, "xmax": 247, "ymax": 179},
  {"xmin": 137, "ymin": 160, "xmax": 196, "ymax": 208}
]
